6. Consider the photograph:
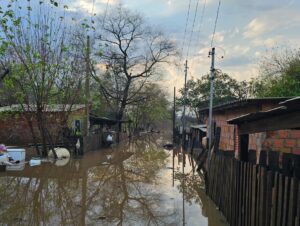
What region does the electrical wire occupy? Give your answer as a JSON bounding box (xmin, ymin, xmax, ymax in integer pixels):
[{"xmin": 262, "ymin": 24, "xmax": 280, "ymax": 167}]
[
  {"xmin": 180, "ymin": 0, "xmax": 192, "ymax": 61},
  {"xmin": 102, "ymin": 0, "xmax": 110, "ymax": 27},
  {"xmin": 91, "ymin": 0, "xmax": 96, "ymax": 19},
  {"xmin": 195, "ymin": 0, "xmax": 207, "ymax": 51},
  {"xmin": 210, "ymin": 0, "xmax": 221, "ymax": 47},
  {"xmin": 186, "ymin": 0, "xmax": 201, "ymax": 58}
]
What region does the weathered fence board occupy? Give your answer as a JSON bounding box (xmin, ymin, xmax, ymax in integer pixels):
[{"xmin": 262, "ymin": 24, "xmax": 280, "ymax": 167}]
[{"xmin": 206, "ymin": 153, "xmax": 300, "ymax": 226}]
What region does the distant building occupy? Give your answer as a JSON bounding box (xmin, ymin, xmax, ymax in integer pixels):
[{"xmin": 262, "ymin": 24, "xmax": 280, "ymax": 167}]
[{"xmin": 198, "ymin": 97, "xmax": 300, "ymax": 158}]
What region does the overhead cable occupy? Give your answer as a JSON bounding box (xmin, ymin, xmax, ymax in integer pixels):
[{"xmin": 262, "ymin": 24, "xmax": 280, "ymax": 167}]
[
  {"xmin": 186, "ymin": 0, "xmax": 201, "ymax": 58},
  {"xmin": 210, "ymin": 0, "xmax": 221, "ymax": 47},
  {"xmin": 180, "ymin": 0, "xmax": 193, "ymax": 61}
]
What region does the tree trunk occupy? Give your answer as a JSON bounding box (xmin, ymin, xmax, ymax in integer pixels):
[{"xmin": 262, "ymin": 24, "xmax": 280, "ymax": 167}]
[
  {"xmin": 0, "ymin": 68, "xmax": 9, "ymax": 82},
  {"xmin": 26, "ymin": 114, "xmax": 41, "ymax": 156},
  {"xmin": 116, "ymin": 79, "xmax": 131, "ymax": 143},
  {"xmin": 36, "ymin": 110, "xmax": 48, "ymax": 157}
]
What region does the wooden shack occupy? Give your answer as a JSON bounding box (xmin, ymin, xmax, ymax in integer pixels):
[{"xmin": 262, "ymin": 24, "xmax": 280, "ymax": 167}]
[{"xmin": 228, "ymin": 97, "xmax": 300, "ymax": 161}]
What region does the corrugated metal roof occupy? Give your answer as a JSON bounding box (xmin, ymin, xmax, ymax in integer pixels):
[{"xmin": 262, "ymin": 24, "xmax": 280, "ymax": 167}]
[
  {"xmin": 0, "ymin": 104, "xmax": 85, "ymax": 112},
  {"xmin": 190, "ymin": 124, "xmax": 206, "ymax": 129},
  {"xmin": 279, "ymin": 96, "xmax": 300, "ymax": 107},
  {"xmin": 227, "ymin": 96, "xmax": 300, "ymax": 124},
  {"xmin": 190, "ymin": 124, "xmax": 207, "ymax": 132},
  {"xmin": 89, "ymin": 114, "xmax": 131, "ymax": 125},
  {"xmin": 198, "ymin": 97, "xmax": 289, "ymax": 113},
  {"xmin": 227, "ymin": 106, "xmax": 288, "ymax": 124}
]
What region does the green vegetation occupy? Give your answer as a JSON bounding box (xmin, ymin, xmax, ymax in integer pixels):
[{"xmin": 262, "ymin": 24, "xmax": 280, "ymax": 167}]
[
  {"xmin": 0, "ymin": 1, "xmax": 173, "ymax": 155},
  {"xmin": 250, "ymin": 48, "xmax": 300, "ymax": 97},
  {"xmin": 177, "ymin": 72, "xmax": 249, "ymax": 121},
  {"xmin": 128, "ymin": 83, "xmax": 171, "ymax": 130},
  {"xmin": 2, "ymin": 1, "xmax": 298, "ymax": 157}
]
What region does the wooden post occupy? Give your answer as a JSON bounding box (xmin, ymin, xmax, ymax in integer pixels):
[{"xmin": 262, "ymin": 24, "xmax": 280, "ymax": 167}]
[
  {"xmin": 85, "ymin": 35, "xmax": 91, "ymax": 136},
  {"xmin": 173, "ymin": 87, "xmax": 176, "ymax": 144}
]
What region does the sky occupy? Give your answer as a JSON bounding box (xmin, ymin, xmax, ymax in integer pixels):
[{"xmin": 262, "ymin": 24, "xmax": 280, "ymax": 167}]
[{"xmin": 19, "ymin": 0, "xmax": 300, "ymax": 95}]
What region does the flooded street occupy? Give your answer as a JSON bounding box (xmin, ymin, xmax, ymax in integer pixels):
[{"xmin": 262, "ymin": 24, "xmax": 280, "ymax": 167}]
[{"xmin": 0, "ymin": 134, "xmax": 228, "ymax": 226}]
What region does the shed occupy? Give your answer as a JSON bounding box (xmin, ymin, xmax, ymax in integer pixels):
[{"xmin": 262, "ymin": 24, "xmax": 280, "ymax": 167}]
[
  {"xmin": 0, "ymin": 104, "xmax": 86, "ymax": 145},
  {"xmin": 198, "ymin": 98, "xmax": 289, "ymax": 153},
  {"xmin": 228, "ymin": 97, "xmax": 300, "ymax": 160}
]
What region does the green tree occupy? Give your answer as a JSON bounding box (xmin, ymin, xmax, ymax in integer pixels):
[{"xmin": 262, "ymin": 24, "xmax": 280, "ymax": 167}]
[
  {"xmin": 129, "ymin": 83, "xmax": 170, "ymax": 130},
  {"xmin": 178, "ymin": 72, "xmax": 248, "ymax": 121},
  {"xmin": 0, "ymin": 1, "xmax": 85, "ymax": 156},
  {"xmin": 251, "ymin": 47, "xmax": 300, "ymax": 97}
]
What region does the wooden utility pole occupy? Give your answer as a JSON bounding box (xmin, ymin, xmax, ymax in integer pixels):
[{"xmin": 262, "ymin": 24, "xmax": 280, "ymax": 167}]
[
  {"xmin": 173, "ymin": 87, "xmax": 176, "ymax": 144},
  {"xmin": 208, "ymin": 47, "xmax": 215, "ymax": 152},
  {"xmin": 182, "ymin": 60, "xmax": 188, "ymax": 148},
  {"xmin": 85, "ymin": 35, "xmax": 91, "ymax": 136}
]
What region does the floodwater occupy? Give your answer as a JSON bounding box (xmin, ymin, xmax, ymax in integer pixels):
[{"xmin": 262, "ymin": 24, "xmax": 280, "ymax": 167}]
[{"xmin": 0, "ymin": 134, "xmax": 229, "ymax": 226}]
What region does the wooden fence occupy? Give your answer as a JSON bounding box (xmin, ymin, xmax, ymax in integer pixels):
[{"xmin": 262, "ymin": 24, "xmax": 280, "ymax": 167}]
[{"xmin": 207, "ymin": 153, "xmax": 300, "ymax": 226}]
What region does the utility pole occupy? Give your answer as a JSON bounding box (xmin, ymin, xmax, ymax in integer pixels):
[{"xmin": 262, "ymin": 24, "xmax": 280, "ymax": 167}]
[
  {"xmin": 208, "ymin": 47, "xmax": 215, "ymax": 152},
  {"xmin": 173, "ymin": 87, "xmax": 176, "ymax": 144},
  {"xmin": 85, "ymin": 35, "xmax": 91, "ymax": 136},
  {"xmin": 182, "ymin": 60, "xmax": 188, "ymax": 148}
]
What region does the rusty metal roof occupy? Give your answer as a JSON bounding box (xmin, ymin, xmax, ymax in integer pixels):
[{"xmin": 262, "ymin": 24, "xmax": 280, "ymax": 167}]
[
  {"xmin": 89, "ymin": 114, "xmax": 131, "ymax": 126},
  {"xmin": 198, "ymin": 97, "xmax": 289, "ymax": 114},
  {"xmin": 227, "ymin": 97, "xmax": 300, "ymax": 125},
  {"xmin": 0, "ymin": 104, "xmax": 85, "ymax": 112}
]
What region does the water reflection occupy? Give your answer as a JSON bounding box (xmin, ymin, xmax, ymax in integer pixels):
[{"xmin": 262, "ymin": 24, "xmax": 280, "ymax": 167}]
[
  {"xmin": 173, "ymin": 148, "xmax": 228, "ymax": 226},
  {"xmin": 0, "ymin": 135, "xmax": 228, "ymax": 226}
]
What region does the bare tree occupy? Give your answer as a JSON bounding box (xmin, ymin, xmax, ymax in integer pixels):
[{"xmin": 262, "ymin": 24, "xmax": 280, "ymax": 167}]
[{"xmin": 92, "ymin": 5, "xmax": 177, "ymax": 131}]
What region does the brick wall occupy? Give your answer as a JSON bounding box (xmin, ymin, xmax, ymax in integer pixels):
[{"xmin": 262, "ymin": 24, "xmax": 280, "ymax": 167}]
[
  {"xmin": 205, "ymin": 105, "xmax": 260, "ymax": 152},
  {"xmin": 202, "ymin": 102, "xmax": 300, "ymax": 156},
  {"xmin": 0, "ymin": 110, "xmax": 85, "ymax": 145},
  {"xmin": 261, "ymin": 130, "xmax": 300, "ymax": 155},
  {"xmin": 0, "ymin": 114, "xmax": 32, "ymax": 145}
]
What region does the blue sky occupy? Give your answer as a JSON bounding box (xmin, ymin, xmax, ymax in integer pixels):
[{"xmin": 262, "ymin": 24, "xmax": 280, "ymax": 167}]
[{"xmin": 33, "ymin": 0, "xmax": 300, "ymax": 93}]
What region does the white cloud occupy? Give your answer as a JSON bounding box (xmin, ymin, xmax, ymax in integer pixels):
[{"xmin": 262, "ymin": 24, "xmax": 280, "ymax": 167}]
[
  {"xmin": 209, "ymin": 32, "xmax": 224, "ymax": 43},
  {"xmin": 218, "ymin": 63, "xmax": 259, "ymax": 81},
  {"xmin": 68, "ymin": 0, "xmax": 117, "ymax": 14},
  {"xmin": 243, "ymin": 8, "xmax": 300, "ymax": 39},
  {"xmin": 243, "ymin": 18, "xmax": 266, "ymax": 38},
  {"xmin": 255, "ymin": 51, "xmax": 261, "ymax": 57},
  {"xmin": 252, "ymin": 37, "xmax": 283, "ymax": 48}
]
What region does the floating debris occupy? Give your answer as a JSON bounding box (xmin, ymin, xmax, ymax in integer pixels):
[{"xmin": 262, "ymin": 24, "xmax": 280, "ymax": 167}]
[
  {"xmin": 163, "ymin": 143, "xmax": 173, "ymax": 150},
  {"xmin": 29, "ymin": 159, "xmax": 41, "ymax": 166},
  {"xmin": 48, "ymin": 148, "xmax": 70, "ymax": 159},
  {"xmin": 97, "ymin": 216, "xmax": 106, "ymax": 220}
]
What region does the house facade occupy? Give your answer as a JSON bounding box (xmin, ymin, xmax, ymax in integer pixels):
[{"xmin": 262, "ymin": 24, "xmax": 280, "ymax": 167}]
[
  {"xmin": 199, "ymin": 98, "xmax": 300, "ymax": 157},
  {"xmin": 0, "ymin": 104, "xmax": 86, "ymax": 145}
]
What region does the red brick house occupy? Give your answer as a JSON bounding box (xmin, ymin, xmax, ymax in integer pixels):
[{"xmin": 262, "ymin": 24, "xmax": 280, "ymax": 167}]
[
  {"xmin": 198, "ymin": 98, "xmax": 300, "ymax": 158},
  {"xmin": 0, "ymin": 104, "xmax": 86, "ymax": 145}
]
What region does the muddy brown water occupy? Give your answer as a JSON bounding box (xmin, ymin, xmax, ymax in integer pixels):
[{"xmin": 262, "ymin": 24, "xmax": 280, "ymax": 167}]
[{"xmin": 0, "ymin": 134, "xmax": 229, "ymax": 226}]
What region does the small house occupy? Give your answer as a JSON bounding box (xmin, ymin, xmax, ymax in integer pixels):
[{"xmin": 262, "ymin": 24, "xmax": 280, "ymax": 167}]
[
  {"xmin": 198, "ymin": 97, "xmax": 300, "ymax": 158},
  {"xmin": 0, "ymin": 104, "xmax": 86, "ymax": 145}
]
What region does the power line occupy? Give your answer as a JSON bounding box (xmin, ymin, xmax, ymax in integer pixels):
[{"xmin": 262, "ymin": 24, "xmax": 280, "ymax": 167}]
[
  {"xmin": 186, "ymin": 0, "xmax": 201, "ymax": 58},
  {"xmin": 91, "ymin": 0, "xmax": 96, "ymax": 19},
  {"xmin": 91, "ymin": 0, "xmax": 96, "ymax": 26},
  {"xmin": 210, "ymin": 0, "xmax": 221, "ymax": 47},
  {"xmin": 195, "ymin": 0, "xmax": 207, "ymax": 51},
  {"xmin": 102, "ymin": 0, "xmax": 110, "ymax": 27},
  {"xmin": 180, "ymin": 0, "xmax": 192, "ymax": 61}
]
